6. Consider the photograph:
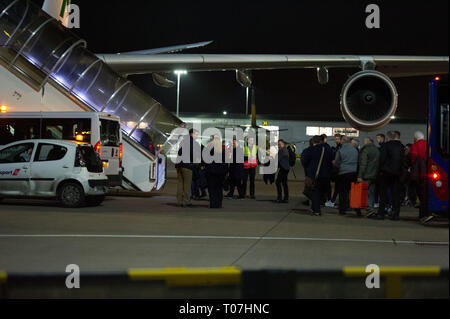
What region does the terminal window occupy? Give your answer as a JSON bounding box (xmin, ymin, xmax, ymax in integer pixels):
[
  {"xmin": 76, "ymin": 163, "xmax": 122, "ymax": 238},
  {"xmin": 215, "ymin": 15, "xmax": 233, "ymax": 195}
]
[
  {"xmin": 306, "ymin": 126, "xmax": 359, "ymax": 137},
  {"xmin": 332, "ymin": 128, "xmax": 360, "ymax": 137},
  {"xmin": 306, "ymin": 126, "xmax": 320, "ymax": 136},
  {"xmin": 306, "ymin": 126, "xmax": 333, "ymax": 136}
]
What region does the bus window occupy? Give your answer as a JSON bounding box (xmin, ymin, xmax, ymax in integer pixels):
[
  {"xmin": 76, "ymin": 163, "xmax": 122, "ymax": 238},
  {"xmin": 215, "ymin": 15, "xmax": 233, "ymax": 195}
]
[
  {"xmin": 43, "ymin": 125, "xmax": 63, "ymax": 139},
  {"xmin": 133, "ymin": 128, "xmax": 155, "ymax": 155},
  {"xmin": 100, "ymin": 119, "xmax": 120, "ymax": 147},
  {"xmin": 439, "ymin": 104, "xmax": 449, "ymax": 159},
  {"xmin": 0, "ymin": 119, "xmax": 40, "ymax": 145},
  {"xmin": 41, "ymin": 118, "xmax": 91, "ymax": 143},
  {"xmin": 0, "ymin": 123, "xmax": 15, "ymax": 145}
]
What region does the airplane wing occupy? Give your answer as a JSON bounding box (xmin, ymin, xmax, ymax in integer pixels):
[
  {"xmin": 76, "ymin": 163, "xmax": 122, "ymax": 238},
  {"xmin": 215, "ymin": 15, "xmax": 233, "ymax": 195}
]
[
  {"xmin": 96, "ymin": 54, "xmax": 449, "ymax": 77},
  {"xmin": 113, "ymin": 41, "xmax": 214, "ymax": 55}
]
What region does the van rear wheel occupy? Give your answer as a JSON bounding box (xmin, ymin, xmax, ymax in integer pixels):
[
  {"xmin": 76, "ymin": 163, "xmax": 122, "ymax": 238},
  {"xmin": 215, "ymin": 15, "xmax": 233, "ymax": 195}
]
[
  {"xmin": 59, "ymin": 182, "xmax": 85, "ymax": 208},
  {"xmin": 86, "ymin": 195, "xmax": 105, "ymax": 207}
]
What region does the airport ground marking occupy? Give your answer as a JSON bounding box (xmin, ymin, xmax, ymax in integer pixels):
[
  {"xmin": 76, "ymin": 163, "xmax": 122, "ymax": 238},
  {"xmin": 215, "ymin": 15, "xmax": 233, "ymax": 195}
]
[{"xmin": 0, "ymin": 234, "xmax": 448, "ymax": 246}]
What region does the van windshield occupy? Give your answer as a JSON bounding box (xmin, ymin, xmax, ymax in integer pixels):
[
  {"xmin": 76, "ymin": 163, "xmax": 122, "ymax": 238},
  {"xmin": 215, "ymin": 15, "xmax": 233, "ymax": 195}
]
[{"xmin": 100, "ymin": 119, "xmax": 120, "ymax": 147}]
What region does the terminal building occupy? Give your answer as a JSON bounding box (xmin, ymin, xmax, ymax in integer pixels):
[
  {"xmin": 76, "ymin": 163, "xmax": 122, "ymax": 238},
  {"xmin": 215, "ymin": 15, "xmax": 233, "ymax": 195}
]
[{"xmin": 178, "ymin": 112, "xmax": 426, "ymax": 153}]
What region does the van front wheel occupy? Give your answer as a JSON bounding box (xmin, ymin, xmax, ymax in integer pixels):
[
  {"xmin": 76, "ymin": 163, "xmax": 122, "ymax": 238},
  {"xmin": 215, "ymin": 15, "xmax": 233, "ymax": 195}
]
[{"xmin": 59, "ymin": 182, "xmax": 85, "ymax": 208}]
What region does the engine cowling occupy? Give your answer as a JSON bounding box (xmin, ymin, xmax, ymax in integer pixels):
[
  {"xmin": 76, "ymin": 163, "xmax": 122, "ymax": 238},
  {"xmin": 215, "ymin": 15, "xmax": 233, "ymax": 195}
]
[
  {"xmin": 236, "ymin": 69, "xmax": 252, "ymax": 88},
  {"xmin": 152, "ymin": 73, "xmax": 175, "ymax": 88},
  {"xmin": 340, "ymin": 70, "xmax": 398, "ymax": 132}
]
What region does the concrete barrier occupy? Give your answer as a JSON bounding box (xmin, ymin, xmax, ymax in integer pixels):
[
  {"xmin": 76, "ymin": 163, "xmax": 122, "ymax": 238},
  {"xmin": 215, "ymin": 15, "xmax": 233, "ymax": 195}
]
[{"xmin": 0, "ymin": 267, "xmax": 447, "ymax": 299}]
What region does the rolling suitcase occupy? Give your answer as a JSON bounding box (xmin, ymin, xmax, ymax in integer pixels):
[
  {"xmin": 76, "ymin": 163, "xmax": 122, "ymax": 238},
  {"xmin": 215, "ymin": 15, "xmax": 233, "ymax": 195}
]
[{"xmin": 350, "ymin": 182, "xmax": 368, "ymax": 209}]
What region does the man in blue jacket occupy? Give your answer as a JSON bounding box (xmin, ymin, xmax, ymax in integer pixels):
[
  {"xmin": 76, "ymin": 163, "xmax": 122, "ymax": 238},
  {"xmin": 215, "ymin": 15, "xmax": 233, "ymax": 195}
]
[{"xmin": 301, "ymin": 135, "xmax": 333, "ymax": 215}]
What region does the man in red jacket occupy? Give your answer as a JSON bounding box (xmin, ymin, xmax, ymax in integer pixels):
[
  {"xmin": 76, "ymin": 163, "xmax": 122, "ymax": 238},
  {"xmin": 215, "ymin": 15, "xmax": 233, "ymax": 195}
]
[
  {"xmin": 410, "ymin": 131, "xmax": 427, "ymax": 165},
  {"xmin": 410, "ymin": 131, "xmax": 434, "ymax": 224}
]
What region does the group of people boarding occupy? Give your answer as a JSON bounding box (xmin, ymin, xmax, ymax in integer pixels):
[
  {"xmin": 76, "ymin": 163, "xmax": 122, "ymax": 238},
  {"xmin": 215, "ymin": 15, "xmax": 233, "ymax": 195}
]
[
  {"xmin": 175, "ymin": 128, "xmax": 433, "ymax": 224},
  {"xmin": 175, "ymin": 129, "xmax": 291, "ymax": 208},
  {"xmin": 301, "ymin": 130, "xmax": 433, "ymax": 224}
]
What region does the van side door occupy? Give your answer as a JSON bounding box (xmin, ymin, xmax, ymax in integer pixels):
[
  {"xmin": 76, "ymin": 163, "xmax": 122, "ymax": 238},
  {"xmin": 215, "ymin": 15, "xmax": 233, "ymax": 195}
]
[{"xmin": 30, "ymin": 143, "xmax": 70, "ymax": 196}]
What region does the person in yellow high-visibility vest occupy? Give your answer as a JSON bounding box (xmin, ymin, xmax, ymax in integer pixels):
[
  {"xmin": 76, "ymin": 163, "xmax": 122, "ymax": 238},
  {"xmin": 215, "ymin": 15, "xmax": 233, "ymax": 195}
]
[{"xmin": 243, "ymin": 136, "xmax": 258, "ymax": 199}]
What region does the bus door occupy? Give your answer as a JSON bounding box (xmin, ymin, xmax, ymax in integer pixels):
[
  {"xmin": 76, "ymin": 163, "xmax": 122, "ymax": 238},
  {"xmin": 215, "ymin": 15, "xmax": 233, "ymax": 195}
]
[
  {"xmin": 428, "ymin": 78, "xmax": 449, "ymax": 214},
  {"xmin": 98, "ymin": 118, "xmax": 122, "ymax": 184}
]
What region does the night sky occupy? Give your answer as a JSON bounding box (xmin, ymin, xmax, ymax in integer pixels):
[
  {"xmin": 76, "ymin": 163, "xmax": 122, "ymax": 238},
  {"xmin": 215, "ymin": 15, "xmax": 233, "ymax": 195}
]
[{"xmin": 35, "ymin": 0, "xmax": 449, "ymax": 120}]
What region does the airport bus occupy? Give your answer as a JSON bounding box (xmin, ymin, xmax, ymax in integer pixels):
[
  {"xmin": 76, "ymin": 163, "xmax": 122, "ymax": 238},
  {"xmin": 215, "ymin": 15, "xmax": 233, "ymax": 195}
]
[
  {"xmin": 0, "ymin": 112, "xmax": 123, "ymax": 187},
  {"xmin": 427, "ymin": 76, "xmax": 449, "ymax": 215}
]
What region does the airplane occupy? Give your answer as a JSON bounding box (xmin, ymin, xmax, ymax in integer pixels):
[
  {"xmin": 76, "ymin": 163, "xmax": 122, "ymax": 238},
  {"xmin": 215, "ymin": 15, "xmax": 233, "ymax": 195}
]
[{"xmin": 43, "ymin": 0, "xmax": 449, "ymax": 132}]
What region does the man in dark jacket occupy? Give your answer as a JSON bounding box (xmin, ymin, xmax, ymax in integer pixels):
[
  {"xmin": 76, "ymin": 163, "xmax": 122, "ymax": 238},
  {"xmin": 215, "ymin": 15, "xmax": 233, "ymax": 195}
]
[
  {"xmin": 357, "ymin": 138, "xmax": 380, "ymax": 214},
  {"xmin": 191, "ymin": 148, "xmax": 208, "ymax": 200},
  {"xmin": 320, "ymin": 134, "xmax": 333, "ymax": 206},
  {"xmin": 301, "ymin": 135, "xmax": 333, "ymax": 215},
  {"xmin": 329, "ymin": 134, "xmax": 343, "ymax": 207},
  {"xmin": 226, "ymin": 138, "xmax": 245, "ymax": 199},
  {"xmin": 204, "ymin": 137, "xmax": 229, "ymax": 208},
  {"xmin": 376, "ymin": 133, "xmax": 386, "ymax": 148},
  {"xmin": 371, "ymin": 131, "xmax": 405, "ymax": 220},
  {"xmin": 300, "ymin": 139, "xmax": 313, "ymax": 206},
  {"xmin": 276, "ymin": 139, "xmax": 290, "ymax": 203},
  {"xmin": 373, "ymin": 133, "xmax": 386, "ymax": 207},
  {"xmin": 175, "ymin": 129, "xmax": 201, "ymax": 207}
]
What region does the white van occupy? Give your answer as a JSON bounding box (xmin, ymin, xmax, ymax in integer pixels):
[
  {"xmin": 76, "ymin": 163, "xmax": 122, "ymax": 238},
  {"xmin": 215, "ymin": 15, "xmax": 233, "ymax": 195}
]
[
  {"xmin": 0, "ymin": 139, "xmax": 108, "ymax": 207},
  {"xmin": 0, "ymin": 112, "xmax": 123, "ymax": 187}
]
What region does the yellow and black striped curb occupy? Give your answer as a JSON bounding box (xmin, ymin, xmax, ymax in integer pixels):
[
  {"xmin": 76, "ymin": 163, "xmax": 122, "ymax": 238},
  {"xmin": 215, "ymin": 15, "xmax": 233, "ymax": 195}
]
[
  {"xmin": 343, "ymin": 266, "xmax": 443, "ymax": 299},
  {"xmin": 0, "ymin": 271, "xmax": 7, "ymax": 284},
  {"xmin": 128, "ymin": 266, "xmax": 241, "ymax": 286},
  {"xmin": 0, "ymin": 266, "xmax": 447, "ymax": 298},
  {"xmin": 343, "ymin": 266, "xmax": 442, "ymax": 277}
]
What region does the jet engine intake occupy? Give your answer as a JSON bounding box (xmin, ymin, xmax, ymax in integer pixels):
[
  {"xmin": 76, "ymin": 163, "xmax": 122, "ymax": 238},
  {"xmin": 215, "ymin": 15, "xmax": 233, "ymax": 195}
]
[{"xmin": 340, "ymin": 70, "xmax": 398, "ymax": 131}]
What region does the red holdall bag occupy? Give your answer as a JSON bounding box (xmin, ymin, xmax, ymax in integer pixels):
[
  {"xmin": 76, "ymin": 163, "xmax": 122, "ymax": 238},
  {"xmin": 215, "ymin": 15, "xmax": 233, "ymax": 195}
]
[{"xmin": 350, "ymin": 182, "xmax": 368, "ymax": 209}]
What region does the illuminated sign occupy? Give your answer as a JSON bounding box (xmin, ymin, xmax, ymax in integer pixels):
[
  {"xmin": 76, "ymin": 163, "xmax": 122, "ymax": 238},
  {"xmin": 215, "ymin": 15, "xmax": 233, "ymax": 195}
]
[
  {"xmin": 306, "ymin": 126, "xmax": 360, "ymax": 137},
  {"xmin": 332, "ymin": 128, "xmax": 360, "ymax": 137}
]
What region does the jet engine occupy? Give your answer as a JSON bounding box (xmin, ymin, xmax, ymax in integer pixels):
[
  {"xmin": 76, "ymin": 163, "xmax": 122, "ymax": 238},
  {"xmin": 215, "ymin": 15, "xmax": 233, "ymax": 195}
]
[
  {"xmin": 340, "ymin": 70, "xmax": 398, "ymax": 131},
  {"xmin": 152, "ymin": 73, "xmax": 176, "ymax": 88}
]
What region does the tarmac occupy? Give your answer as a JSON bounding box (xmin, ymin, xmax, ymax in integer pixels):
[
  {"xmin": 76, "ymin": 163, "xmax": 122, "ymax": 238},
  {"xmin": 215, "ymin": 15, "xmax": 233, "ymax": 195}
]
[{"xmin": 0, "ymin": 178, "xmax": 448, "ymax": 274}]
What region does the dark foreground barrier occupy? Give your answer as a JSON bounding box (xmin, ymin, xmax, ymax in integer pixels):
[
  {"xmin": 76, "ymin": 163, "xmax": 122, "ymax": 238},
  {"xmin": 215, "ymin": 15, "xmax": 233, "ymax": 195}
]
[{"xmin": 0, "ymin": 266, "xmax": 448, "ymax": 299}]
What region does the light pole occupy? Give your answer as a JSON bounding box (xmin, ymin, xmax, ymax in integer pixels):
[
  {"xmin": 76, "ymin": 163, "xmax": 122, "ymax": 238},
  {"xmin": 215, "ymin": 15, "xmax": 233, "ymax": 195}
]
[
  {"xmin": 174, "ymin": 70, "xmax": 187, "ymax": 117},
  {"xmin": 245, "ymin": 87, "xmax": 249, "ymax": 116}
]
